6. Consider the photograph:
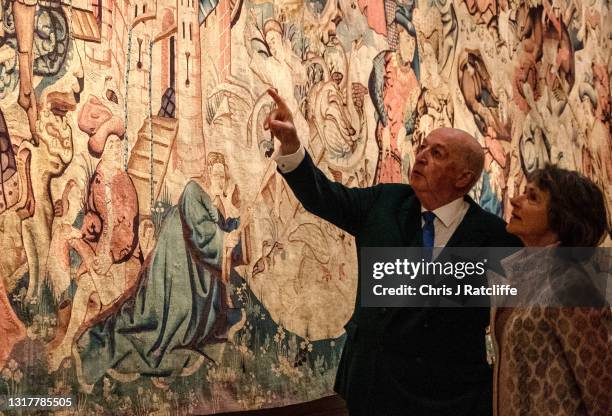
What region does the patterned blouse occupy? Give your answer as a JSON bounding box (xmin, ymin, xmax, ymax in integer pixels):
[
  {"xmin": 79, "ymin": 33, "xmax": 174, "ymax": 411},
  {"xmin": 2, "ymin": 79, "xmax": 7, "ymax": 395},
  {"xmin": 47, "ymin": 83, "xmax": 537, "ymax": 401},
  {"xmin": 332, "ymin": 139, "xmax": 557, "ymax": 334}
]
[{"xmin": 488, "ymin": 249, "xmax": 611, "ymax": 416}]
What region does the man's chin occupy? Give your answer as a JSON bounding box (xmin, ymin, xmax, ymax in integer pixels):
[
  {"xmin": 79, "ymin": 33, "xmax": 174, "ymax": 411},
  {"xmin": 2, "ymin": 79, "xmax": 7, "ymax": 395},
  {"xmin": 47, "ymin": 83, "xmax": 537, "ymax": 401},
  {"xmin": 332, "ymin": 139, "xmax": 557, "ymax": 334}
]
[
  {"xmin": 408, "ymin": 174, "xmax": 424, "ymax": 186},
  {"xmin": 409, "ymin": 183, "xmax": 429, "ymax": 198}
]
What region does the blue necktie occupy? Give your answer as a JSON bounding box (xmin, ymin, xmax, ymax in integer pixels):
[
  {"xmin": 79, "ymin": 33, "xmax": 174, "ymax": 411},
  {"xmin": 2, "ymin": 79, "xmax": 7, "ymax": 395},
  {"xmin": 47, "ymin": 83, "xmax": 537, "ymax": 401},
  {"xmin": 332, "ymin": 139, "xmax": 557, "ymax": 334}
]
[{"xmin": 422, "ymin": 211, "xmax": 436, "ymax": 260}]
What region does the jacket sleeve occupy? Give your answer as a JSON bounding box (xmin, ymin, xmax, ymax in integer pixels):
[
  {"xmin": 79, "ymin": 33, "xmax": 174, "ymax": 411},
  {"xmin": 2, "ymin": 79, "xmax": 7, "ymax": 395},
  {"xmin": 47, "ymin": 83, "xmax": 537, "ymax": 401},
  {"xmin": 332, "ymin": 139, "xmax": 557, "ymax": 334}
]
[
  {"xmin": 280, "ymin": 151, "xmax": 382, "ymax": 236},
  {"xmin": 552, "ymin": 307, "xmax": 611, "ymax": 416}
]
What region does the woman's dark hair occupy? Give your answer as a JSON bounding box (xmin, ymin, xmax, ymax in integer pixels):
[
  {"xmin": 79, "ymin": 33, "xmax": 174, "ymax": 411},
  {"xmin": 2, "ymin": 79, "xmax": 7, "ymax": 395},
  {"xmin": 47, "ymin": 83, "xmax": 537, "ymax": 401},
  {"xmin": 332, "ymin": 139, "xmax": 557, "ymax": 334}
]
[{"xmin": 528, "ymin": 165, "xmax": 610, "ymax": 247}]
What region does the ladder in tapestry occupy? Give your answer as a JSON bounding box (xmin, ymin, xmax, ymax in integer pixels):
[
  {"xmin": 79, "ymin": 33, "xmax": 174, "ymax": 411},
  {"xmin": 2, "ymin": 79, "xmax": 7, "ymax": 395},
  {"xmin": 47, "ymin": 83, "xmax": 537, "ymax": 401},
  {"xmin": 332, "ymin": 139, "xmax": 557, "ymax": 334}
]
[{"xmin": 127, "ymin": 88, "xmax": 178, "ymax": 218}]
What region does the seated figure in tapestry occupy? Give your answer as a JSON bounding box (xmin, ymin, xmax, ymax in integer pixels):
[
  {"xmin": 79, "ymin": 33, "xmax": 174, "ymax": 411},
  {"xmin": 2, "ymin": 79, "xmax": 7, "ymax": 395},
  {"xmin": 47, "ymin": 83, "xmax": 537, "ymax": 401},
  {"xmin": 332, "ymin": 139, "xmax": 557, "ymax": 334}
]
[{"xmin": 70, "ymin": 153, "xmax": 249, "ymax": 391}]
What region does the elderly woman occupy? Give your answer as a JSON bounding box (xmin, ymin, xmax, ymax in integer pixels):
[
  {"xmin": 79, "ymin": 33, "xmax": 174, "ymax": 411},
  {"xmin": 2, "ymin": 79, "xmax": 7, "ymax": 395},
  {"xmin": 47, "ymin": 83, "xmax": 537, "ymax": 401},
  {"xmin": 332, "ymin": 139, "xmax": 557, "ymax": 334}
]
[{"xmin": 490, "ymin": 165, "xmax": 610, "ymax": 416}]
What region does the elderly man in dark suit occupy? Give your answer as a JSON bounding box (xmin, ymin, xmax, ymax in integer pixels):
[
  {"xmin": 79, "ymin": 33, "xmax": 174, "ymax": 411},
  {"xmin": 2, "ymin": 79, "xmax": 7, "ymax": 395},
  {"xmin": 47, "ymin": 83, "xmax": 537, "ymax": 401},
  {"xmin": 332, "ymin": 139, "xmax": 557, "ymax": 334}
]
[{"xmin": 264, "ymin": 89, "xmax": 521, "ymax": 416}]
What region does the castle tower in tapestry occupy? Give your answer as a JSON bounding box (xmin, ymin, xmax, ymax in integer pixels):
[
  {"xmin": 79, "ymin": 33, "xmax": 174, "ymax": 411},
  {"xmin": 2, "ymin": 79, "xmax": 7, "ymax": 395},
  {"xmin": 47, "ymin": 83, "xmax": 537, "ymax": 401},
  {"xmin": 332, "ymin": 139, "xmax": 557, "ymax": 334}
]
[
  {"xmin": 73, "ymin": 0, "xmax": 236, "ymax": 204},
  {"xmin": 175, "ymin": 0, "xmax": 206, "ymax": 176},
  {"xmin": 201, "ymin": 0, "xmax": 233, "ymax": 81}
]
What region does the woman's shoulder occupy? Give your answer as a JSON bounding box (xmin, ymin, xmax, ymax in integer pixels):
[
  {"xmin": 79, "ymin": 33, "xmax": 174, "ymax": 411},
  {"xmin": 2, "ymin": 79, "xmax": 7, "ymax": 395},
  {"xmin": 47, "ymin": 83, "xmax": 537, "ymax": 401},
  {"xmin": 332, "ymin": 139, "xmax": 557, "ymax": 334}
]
[{"xmin": 549, "ymin": 255, "xmax": 609, "ymax": 308}]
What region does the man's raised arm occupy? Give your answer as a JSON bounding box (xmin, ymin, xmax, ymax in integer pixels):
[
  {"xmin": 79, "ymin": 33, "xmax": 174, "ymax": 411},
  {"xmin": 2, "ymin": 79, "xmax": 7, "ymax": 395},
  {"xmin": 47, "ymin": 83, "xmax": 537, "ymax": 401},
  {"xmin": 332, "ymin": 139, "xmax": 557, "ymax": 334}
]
[{"xmin": 265, "ymin": 89, "xmax": 380, "ymax": 236}]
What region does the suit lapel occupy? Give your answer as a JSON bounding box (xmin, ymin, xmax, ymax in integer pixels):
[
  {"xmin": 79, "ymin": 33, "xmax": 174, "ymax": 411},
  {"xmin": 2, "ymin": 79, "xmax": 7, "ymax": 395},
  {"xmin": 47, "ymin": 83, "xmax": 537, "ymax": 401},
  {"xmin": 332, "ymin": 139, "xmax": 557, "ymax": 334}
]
[
  {"xmin": 444, "ymin": 196, "xmax": 488, "ymax": 248},
  {"xmin": 386, "ymin": 195, "xmax": 423, "ymax": 320},
  {"xmin": 399, "ymin": 193, "xmax": 423, "ymax": 247}
]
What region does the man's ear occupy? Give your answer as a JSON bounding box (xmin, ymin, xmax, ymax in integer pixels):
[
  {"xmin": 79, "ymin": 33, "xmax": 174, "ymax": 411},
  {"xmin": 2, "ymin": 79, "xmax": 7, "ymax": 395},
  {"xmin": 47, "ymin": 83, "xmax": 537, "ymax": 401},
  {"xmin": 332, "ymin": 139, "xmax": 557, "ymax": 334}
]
[{"xmin": 455, "ymin": 170, "xmax": 475, "ymax": 191}]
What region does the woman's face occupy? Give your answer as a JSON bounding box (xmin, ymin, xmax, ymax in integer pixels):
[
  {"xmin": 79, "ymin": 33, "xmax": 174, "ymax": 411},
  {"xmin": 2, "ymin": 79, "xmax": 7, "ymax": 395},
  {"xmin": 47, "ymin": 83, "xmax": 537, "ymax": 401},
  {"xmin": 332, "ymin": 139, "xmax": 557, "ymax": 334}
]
[{"xmin": 506, "ymin": 182, "xmax": 558, "ymax": 246}]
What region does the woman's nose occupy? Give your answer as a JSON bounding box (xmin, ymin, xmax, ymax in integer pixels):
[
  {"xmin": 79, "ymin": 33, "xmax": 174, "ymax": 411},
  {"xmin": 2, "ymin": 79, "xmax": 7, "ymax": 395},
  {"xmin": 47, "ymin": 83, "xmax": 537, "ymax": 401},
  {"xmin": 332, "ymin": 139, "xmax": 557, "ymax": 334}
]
[{"xmin": 510, "ymin": 194, "xmax": 522, "ymax": 207}]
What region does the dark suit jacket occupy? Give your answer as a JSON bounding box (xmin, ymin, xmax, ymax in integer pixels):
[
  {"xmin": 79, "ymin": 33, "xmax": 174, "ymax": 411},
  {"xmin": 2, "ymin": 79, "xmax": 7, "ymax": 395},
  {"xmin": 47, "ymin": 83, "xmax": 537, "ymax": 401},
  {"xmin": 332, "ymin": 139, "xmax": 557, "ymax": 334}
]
[{"xmin": 281, "ymin": 152, "xmax": 522, "ymax": 416}]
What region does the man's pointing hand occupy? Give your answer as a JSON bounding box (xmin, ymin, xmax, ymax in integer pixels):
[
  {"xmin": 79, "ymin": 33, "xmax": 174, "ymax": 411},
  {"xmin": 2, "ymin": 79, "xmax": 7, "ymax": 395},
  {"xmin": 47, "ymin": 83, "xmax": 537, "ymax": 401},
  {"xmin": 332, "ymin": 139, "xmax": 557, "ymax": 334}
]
[{"xmin": 264, "ymin": 88, "xmax": 301, "ymax": 155}]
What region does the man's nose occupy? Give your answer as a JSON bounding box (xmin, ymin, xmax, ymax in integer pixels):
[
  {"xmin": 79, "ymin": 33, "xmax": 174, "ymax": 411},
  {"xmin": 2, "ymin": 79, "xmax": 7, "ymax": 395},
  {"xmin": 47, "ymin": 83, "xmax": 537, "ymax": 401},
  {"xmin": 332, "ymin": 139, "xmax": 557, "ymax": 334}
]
[{"xmin": 415, "ymin": 149, "xmax": 428, "ymax": 164}]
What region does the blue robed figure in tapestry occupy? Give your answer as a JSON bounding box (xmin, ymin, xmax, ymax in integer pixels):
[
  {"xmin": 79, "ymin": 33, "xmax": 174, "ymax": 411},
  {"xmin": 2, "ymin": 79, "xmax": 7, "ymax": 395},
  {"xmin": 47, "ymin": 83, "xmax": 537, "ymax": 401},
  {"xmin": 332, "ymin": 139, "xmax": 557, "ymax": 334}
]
[{"xmin": 75, "ymin": 174, "xmax": 245, "ymax": 389}]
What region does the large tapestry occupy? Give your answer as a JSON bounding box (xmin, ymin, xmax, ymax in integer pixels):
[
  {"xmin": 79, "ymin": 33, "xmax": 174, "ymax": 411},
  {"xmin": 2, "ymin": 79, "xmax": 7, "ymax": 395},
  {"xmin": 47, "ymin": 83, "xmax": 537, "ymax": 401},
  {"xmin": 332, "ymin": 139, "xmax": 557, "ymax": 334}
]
[{"xmin": 0, "ymin": 0, "xmax": 610, "ymax": 413}]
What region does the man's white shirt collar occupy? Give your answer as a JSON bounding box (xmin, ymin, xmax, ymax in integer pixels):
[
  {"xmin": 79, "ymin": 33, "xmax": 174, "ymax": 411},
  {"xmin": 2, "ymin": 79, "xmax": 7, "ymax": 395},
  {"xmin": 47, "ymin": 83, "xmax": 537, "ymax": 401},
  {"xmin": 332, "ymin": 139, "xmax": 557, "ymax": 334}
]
[{"xmin": 421, "ymin": 197, "xmax": 467, "ymax": 228}]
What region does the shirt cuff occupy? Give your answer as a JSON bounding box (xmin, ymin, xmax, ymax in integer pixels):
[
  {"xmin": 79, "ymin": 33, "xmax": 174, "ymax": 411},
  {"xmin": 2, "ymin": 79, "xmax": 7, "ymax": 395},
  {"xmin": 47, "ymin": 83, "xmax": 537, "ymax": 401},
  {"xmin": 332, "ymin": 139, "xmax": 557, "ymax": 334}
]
[{"xmin": 273, "ymin": 145, "xmax": 305, "ymax": 173}]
